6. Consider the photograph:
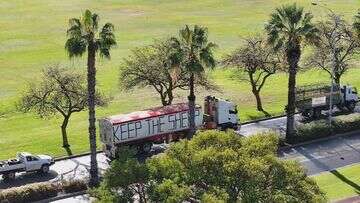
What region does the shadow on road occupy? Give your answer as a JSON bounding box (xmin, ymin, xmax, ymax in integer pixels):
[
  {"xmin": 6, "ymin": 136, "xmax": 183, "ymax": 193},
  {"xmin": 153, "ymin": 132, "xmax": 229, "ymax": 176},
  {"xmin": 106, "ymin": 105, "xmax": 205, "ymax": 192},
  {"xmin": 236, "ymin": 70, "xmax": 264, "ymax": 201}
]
[
  {"xmin": 330, "ymin": 170, "xmax": 360, "ymax": 194},
  {"xmin": 0, "ymin": 170, "xmax": 58, "ymax": 189},
  {"xmin": 295, "ymin": 147, "xmax": 332, "ymax": 174}
]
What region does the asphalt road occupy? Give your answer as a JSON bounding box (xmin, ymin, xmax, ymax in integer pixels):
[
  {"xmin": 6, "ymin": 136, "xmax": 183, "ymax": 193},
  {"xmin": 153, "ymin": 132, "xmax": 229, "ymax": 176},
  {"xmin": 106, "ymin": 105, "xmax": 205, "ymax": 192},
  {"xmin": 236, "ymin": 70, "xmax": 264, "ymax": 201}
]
[
  {"xmin": 1, "ymin": 110, "xmax": 359, "ymax": 191},
  {"xmin": 279, "ymin": 131, "xmax": 360, "ymax": 175}
]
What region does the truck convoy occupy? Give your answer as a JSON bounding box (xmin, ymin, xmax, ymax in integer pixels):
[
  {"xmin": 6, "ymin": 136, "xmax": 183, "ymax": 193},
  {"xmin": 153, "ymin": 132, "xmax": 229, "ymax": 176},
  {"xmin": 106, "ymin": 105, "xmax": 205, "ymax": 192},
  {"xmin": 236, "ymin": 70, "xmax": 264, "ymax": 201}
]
[
  {"xmin": 99, "ymin": 96, "xmax": 240, "ymax": 158},
  {"xmin": 0, "ymin": 152, "xmax": 54, "ymax": 181},
  {"xmin": 295, "ymin": 84, "xmax": 358, "ymax": 119}
]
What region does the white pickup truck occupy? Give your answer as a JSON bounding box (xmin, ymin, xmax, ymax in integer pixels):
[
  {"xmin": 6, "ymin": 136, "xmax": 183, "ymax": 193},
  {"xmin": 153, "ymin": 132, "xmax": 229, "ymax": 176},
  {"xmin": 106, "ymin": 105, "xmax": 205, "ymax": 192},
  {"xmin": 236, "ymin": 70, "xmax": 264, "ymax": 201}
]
[{"xmin": 0, "ymin": 152, "xmax": 55, "ymax": 181}]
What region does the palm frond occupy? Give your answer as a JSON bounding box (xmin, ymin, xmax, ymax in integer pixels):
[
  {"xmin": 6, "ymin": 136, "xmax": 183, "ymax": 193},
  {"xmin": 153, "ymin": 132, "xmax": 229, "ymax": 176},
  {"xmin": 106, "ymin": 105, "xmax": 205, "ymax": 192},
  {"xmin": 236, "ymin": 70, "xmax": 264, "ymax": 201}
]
[
  {"xmin": 65, "ymin": 37, "xmax": 87, "ymax": 57},
  {"xmin": 265, "ymin": 4, "xmax": 317, "ymax": 50},
  {"xmin": 91, "ymin": 13, "xmax": 99, "ymax": 31},
  {"xmin": 98, "ymin": 23, "xmax": 116, "ymax": 58}
]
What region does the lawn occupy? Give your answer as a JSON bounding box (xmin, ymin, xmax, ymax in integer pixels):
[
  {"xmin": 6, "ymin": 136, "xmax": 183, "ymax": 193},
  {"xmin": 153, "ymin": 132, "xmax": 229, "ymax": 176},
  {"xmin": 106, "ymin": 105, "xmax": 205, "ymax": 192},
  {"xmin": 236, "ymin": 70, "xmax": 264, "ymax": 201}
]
[
  {"xmin": 0, "ymin": 0, "xmax": 360, "ymax": 160},
  {"xmin": 314, "ymin": 164, "xmax": 360, "ymax": 201}
]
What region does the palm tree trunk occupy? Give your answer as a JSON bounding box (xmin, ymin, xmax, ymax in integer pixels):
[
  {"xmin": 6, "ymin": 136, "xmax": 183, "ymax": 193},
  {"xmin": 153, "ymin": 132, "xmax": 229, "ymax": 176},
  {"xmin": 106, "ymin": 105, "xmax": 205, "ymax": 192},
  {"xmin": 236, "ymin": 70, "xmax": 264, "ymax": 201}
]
[
  {"xmin": 286, "ymin": 46, "xmax": 300, "ymax": 139},
  {"xmin": 286, "ymin": 68, "xmax": 296, "ymax": 138},
  {"xmin": 61, "ymin": 115, "xmax": 70, "ymax": 148},
  {"xmin": 188, "ymin": 73, "xmax": 196, "ymax": 139},
  {"xmin": 87, "ymin": 42, "xmax": 99, "ymax": 187}
]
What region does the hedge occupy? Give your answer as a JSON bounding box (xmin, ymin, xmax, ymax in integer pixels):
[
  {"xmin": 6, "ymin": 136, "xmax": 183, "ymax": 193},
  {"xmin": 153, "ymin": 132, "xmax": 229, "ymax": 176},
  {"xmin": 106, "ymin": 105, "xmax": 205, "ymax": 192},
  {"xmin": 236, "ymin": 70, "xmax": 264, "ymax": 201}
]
[
  {"xmin": 61, "ymin": 180, "xmax": 88, "ymax": 193},
  {"xmin": 0, "ymin": 182, "xmax": 59, "ymax": 203},
  {"xmin": 286, "ymin": 113, "xmax": 360, "ymax": 144},
  {"xmin": 0, "ymin": 180, "xmax": 88, "ymax": 203}
]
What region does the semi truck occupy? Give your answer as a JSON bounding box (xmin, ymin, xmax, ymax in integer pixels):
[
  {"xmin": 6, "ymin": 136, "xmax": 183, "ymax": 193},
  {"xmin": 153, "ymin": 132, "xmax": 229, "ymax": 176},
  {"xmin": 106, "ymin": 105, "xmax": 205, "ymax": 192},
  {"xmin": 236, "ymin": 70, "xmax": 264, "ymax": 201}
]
[
  {"xmin": 0, "ymin": 152, "xmax": 55, "ymax": 181},
  {"xmin": 99, "ymin": 96, "xmax": 240, "ymax": 158},
  {"xmin": 295, "ymin": 84, "xmax": 358, "ymax": 119}
]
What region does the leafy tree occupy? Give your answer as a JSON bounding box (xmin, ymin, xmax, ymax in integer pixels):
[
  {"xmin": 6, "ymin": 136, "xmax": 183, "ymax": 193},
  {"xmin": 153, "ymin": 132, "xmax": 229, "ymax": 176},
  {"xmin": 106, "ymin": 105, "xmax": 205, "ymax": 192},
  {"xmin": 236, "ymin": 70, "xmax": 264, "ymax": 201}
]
[
  {"xmin": 120, "ymin": 39, "xmax": 217, "ymax": 106},
  {"xmin": 147, "ymin": 130, "xmax": 326, "ymax": 202},
  {"xmin": 20, "ymin": 66, "xmax": 106, "ymax": 150},
  {"xmin": 91, "ymin": 148, "xmax": 149, "ymax": 203},
  {"xmin": 65, "ymin": 9, "xmax": 116, "ymax": 186},
  {"xmin": 223, "ymin": 36, "xmax": 282, "ymax": 117},
  {"xmin": 307, "ymin": 14, "xmax": 360, "ymax": 84},
  {"xmin": 265, "ymin": 4, "xmax": 319, "ymax": 138},
  {"xmin": 354, "ymin": 10, "xmax": 360, "ymax": 37},
  {"xmin": 170, "ymin": 25, "xmax": 217, "ymax": 139},
  {"xmin": 91, "ymin": 131, "xmax": 325, "ymax": 202}
]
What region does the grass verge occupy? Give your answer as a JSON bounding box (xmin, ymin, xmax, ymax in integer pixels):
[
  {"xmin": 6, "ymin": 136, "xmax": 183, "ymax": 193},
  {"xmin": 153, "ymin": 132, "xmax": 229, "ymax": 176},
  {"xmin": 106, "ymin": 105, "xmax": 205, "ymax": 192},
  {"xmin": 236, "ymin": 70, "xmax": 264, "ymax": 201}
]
[{"xmin": 314, "ymin": 164, "xmax": 360, "ymax": 201}]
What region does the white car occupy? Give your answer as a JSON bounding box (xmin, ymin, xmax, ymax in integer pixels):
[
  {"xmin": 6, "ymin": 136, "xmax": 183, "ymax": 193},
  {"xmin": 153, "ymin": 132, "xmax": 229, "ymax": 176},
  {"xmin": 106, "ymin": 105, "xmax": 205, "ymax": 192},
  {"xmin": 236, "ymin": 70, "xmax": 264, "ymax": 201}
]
[{"xmin": 0, "ymin": 152, "xmax": 55, "ymax": 181}]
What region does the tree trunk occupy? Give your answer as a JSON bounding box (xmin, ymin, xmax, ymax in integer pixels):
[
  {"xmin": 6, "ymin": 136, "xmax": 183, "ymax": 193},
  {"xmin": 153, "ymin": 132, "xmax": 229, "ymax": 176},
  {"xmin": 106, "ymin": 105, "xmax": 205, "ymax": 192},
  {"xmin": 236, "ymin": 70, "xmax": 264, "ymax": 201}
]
[
  {"xmin": 167, "ymin": 89, "xmax": 174, "ymax": 105},
  {"xmin": 334, "ymin": 73, "xmax": 341, "ymax": 85},
  {"xmin": 61, "ymin": 115, "xmax": 70, "ymax": 148},
  {"xmin": 286, "ymin": 45, "xmax": 301, "ymax": 139},
  {"xmin": 87, "ymin": 42, "xmax": 99, "ymax": 187},
  {"xmin": 188, "ymin": 73, "xmax": 196, "ymax": 140},
  {"xmin": 252, "ymin": 88, "xmax": 263, "ymax": 112}
]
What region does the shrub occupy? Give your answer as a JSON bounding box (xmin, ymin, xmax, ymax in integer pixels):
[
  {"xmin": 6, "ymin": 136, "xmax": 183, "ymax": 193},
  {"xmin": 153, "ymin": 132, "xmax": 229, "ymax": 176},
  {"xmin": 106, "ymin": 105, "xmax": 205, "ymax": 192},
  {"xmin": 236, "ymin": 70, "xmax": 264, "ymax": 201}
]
[
  {"xmin": 287, "ymin": 113, "xmax": 360, "ymax": 144},
  {"xmin": 0, "ymin": 182, "xmax": 59, "ymax": 203},
  {"xmin": 61, "ymin": 179, "xmax": 88, "ymax": 193}
]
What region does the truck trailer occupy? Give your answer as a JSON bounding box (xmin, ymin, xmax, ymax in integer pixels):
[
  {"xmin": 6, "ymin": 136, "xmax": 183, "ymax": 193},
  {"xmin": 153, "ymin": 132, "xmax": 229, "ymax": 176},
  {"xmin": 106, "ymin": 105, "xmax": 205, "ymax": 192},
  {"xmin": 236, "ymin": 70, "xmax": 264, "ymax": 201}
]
[
  {"xmin": 295, "ymin": 84, "xmax": 358, "ymax": 119},
  {"xmin": 99, "ymin": 96, "xmax": 240, "ymax": 158}
]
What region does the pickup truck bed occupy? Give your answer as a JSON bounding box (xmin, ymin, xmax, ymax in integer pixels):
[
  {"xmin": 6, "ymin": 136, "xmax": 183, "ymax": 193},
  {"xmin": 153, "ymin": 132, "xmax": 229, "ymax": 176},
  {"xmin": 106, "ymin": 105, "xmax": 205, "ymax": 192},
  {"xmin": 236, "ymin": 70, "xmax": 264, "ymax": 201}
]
[{"xmin": 0, "ymin": 159, "xmax": 26, "ymax": 174}]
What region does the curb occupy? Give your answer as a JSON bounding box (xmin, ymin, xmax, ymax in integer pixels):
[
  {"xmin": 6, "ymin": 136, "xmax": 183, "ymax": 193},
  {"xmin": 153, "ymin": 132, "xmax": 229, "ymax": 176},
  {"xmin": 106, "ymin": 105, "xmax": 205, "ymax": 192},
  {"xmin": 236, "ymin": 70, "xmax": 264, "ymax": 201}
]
[
  {"xmin": 54, "ymin": 150, "xmax": 103, "ymax": 161},
  {"xmin": 279, "ymin": 129, "xmax": 360, "ymax": 151},
  {"xmin": 34, "ymin": 190, "xmax": 87, "ymax": 203}
]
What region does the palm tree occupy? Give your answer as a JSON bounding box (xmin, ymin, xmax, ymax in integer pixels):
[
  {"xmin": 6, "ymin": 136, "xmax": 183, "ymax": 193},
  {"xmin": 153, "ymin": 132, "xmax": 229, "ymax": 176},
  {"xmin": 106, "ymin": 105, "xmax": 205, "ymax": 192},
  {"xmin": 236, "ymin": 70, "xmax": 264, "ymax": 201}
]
[
  {"xmin": 265, "ymin": 4, "xmax": 318, "ymax": 138},
  {"xmin": 65, "ymin": 9, "xmax": 116, "ymax": 186},
  {"xmin": 171, "ymin": 25, "xmax": 216, "ymax": 139}
]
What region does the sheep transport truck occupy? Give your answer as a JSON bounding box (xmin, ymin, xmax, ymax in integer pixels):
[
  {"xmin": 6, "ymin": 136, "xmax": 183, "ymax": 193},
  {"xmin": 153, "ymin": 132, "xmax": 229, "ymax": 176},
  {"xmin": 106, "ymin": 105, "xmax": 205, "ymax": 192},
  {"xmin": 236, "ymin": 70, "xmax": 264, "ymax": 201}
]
[
  {"xmin": 99, "ymin": 96, "xmax": 240, "ymax": 158},
  {"xmin": 295, "ymin": 84, "xmax": 358, "ymax": 119}
]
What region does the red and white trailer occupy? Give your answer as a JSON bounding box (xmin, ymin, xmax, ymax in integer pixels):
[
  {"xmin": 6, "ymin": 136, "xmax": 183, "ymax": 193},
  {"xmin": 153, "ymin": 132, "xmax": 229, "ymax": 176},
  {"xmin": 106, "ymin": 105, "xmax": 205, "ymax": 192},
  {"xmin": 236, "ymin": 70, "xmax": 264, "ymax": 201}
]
[{"xmin": 99, "ymin": 96, "xmax": 239, "ymax": 158}]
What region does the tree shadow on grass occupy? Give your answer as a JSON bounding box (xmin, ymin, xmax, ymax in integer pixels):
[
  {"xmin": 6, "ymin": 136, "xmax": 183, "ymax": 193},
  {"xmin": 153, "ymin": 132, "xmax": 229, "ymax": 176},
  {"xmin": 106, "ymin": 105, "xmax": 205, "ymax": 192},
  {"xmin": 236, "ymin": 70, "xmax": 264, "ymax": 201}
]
[
  {"xmin": 330, "ymin": 169, "xmax": 360, "ymax": 195},
  {"xmin": 64, "ymin": 146, "xmax": 73, "ymax": 156}
]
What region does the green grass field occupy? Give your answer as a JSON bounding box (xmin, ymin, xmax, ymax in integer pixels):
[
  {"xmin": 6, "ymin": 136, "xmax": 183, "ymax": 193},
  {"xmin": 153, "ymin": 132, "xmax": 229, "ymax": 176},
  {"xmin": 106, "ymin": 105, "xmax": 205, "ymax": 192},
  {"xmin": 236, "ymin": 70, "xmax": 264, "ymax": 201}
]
[
  {"xmin": 0, "ymin": 0, "xmax": 360, "ymax": 160},
  {"xmin": 314, "ymin": 164, "xmax": 360, "ymax": 201}
]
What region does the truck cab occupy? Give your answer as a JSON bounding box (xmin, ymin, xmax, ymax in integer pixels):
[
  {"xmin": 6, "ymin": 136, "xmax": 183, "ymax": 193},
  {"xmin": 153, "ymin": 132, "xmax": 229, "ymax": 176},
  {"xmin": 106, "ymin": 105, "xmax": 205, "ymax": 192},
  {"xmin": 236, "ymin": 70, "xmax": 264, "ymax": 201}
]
[
  {"xmin": 341, "ymin": 85, "xmax": 358, "ymax": 111},
  {"xmin": 204, "ymin": 96, "xmax": 240, "ymax": 130},
  {"xmin": 17, "ymin": 152, "xmax": 54, "ymax": 172}
]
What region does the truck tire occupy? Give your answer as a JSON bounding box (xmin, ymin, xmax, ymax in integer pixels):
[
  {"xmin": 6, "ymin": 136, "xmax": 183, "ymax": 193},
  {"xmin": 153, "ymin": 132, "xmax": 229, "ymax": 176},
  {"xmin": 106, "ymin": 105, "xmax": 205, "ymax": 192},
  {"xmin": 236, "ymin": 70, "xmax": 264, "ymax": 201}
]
[
  {"xmin": 301, "ymin": 110, "xmax": 311, "ymax": 119},
  {"xmin": 40, "ymin": 164, "xmax": 50, "ymax": 174},
  {"xmin": 346, "ymin": 102, "xmax": 356, "ymax": 112},
  {"xmin": 3, "ymin": 172, "xmax": 15, "ymax": 181},
  {"xmin": 313, "ymin": 109, "xmax": 321, "ymax": 119},
  {"xmin": 139, "ymin": 143, "xmax": 153, "ymax": 154}
]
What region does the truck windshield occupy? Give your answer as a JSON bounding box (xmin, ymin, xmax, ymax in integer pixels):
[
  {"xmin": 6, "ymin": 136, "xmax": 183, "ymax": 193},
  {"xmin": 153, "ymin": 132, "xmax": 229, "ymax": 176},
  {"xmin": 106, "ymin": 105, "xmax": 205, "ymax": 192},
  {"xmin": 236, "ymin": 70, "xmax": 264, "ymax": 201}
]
[{"xmin": 229, "ymin": 106, "xmax": 238, "ymax": 114}]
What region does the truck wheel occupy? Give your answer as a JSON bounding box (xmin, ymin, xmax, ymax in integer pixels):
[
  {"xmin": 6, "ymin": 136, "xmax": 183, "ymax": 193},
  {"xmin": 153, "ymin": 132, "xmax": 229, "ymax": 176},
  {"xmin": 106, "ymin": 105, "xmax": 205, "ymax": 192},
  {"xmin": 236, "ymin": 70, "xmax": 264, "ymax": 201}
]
[
  {"xmin": 40, "ymin": 164, "xmax": 50, "ymax": 174},
  {"xmin": 301, "ymin": 110, "xmax": 311, "ymax": 119},
  {"xmin": 346, "ymin": 102, "xmax": 356, "ymax": 112},
  {"xmin": 313, "ymin": 109, "xmax": 321, "ymax": 119},
  {"xmin": 140, "ymin": 143, "xmax": 153, "ymax": 154},
  {"xmin": 3, "ymin": 172, "xmax": 15, "ymax": 181}
]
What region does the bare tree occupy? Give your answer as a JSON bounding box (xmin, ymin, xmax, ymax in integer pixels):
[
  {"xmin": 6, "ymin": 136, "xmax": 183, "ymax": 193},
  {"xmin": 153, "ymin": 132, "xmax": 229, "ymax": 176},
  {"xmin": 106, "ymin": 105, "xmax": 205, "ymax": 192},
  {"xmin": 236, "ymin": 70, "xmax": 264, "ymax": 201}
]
[
  {"xmin": 223, "ymin": 36, "xmax": 282, "ymax": 116},
  {"xmin": 307, "ymin": 14, "xmax": 360, "ymax": 84},
  {"xmin": 120, "ymin": 39, "xmax": 218, "ymax": 106},
  {"xmin": 20, "ymin": 66, "xmax": 107, "ymax": 151}
]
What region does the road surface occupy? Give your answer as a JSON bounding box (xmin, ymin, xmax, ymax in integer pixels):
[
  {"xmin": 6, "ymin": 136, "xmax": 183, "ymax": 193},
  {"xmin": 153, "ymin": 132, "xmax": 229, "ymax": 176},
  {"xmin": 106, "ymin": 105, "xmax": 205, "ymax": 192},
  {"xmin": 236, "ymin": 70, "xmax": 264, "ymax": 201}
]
[{"xmin": 279, "ymin": 131, "xmax": 360, "ymax": 175}]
